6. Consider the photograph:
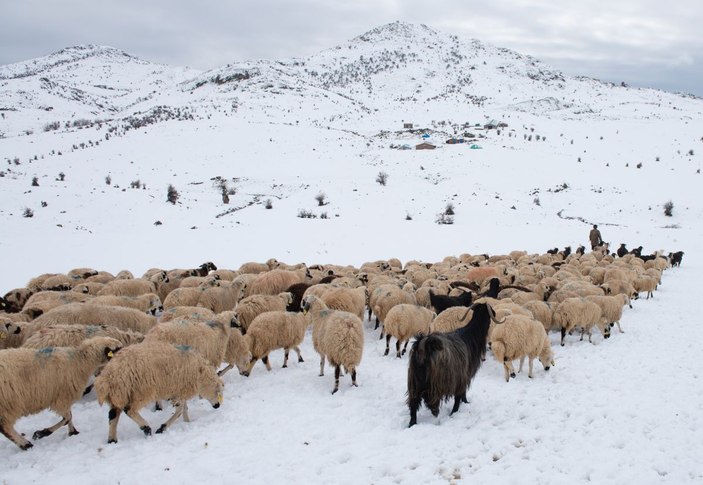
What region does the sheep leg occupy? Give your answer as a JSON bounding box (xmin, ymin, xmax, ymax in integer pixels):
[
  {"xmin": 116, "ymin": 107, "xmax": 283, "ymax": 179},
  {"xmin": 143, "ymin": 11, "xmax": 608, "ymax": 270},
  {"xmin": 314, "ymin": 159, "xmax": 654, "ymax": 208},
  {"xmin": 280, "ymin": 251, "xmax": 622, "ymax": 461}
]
[
  {"xmin": 32, "ymin": 409, "xmax": 75, "ymax": 440},
  {"xmin": 182, "ymin": 402, "xmax": 190, "ymax": 423},
  {"xmin": 560, "ymin": 327, "xmax": 566, "ymax": 346},
  {"xmin": 402, "ymin": 340, "xmax": 410, "ymax": 356},
  {"xmin": 396, "ymin": 339, "xmax": 402, "ymax": 358},
  {"xmin": 154, "ymin": 400, "xmax": 163, "ymax": 411},
  {"xmin": 615, "ymin": 321, "xmax": 624, "ymax": 333},
  {"xmin": 123, "ymin": 407, "xmax": 152, "ymax": 437},
  {"xmin": 283, "ymin": 349, "xmax": 290, "ymax": 368},
  {"xmin": 292, "ymin": 345, "xmax": 304, "ymax": 363},
  {"xmin": 217, "ymin": 363, "xmax": 233, "ymax": 376},
  {"xmin": 579, "ymin": 327, "xmax": 585, "ymax": 341},
  {"xmin": 528, "ymin": 357, "xmax": 535, "ymax": 378},
  {"xmin": 518, "ymin": 356, "xmax": 526, "ymax": 374},
  {"xmin": 107, "ymin": 407, "xmax": 122, "ymax": 444},
  {"xmin": 262, "ymin": 355, "xmax": 272, "ymax": 371},
  {"xmin": 351, "ymin": 368, "xmax": 358, "ymax": 387},
  {"xmin": 384, "ymin": 334, "xmax": 391, "ymax": 356},
  {"xmin": 0, "ymin": 421, "xmax": 33, "ymax": 450},
  {"xmin": 156, "ymin": 401, "xmax": 185, "ymax": 434},
  {"xmin": 331, "ymin": 365, "xmax": 341, "ymax": 394},
  {"xmin": 374, "ymin": 316, "xmax": 379, "ymax": 329},
  {"xmin": 319, "ymin": 354, "xmax": 326, "ymax": 376}
]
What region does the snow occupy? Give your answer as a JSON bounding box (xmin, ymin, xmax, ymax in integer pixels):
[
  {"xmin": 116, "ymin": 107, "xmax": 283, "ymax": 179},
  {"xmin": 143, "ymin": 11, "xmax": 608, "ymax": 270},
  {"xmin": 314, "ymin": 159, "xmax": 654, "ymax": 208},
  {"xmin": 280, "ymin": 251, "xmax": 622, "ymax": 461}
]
[{"xmin": 1, "ymin": 21, "xmax": 702, "ymax": 484}]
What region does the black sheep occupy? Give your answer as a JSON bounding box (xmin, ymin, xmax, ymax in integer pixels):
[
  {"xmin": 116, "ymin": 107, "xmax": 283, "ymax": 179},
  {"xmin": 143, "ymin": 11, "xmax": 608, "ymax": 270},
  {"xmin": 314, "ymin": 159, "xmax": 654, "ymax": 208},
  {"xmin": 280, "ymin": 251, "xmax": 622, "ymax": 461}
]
[
  {"xmin": 284, "ymin": 282, "xmax": 311, "ymax": 312},
  {"xmin": 616, "ymin": 244, "xmax": 628, "ymax": 258},
  {"xmin": 406, "ymin": 303, "xmax": 503, "ymax": 427},
  {"xmin": 669, "ymin": 251, "xmax": 684, "ymax": 267}
]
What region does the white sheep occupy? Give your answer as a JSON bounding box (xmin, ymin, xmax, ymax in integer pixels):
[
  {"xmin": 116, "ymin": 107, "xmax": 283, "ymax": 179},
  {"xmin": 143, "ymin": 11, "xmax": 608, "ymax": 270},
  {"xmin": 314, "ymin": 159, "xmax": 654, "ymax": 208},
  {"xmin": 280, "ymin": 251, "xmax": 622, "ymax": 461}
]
[
  {"xmin": 144, "ymin": 319, "xmax": 231, "ymax": 370},
  {"xmin": 633, "ymin": 275, "xmax": 658, "ymax": 299},
  {"xmin": 91, "ymin": 293, "xmax": 163, "ymax": 315},
  {"xmin": 21, "ymin": 290, "xmax": 94, "ymax": 318},
  {"xmin": 382, "ymin": 304, "xmax": 435, "ymax": 358},
  {"xmin": 97, "ymin": 272, "xmax": 168, "ymax": 297},
  {"xmin": 30, "ymin": 303, "xmax": 158, "ymax": 335},
  {"xmin": 241, "ymin": 310, "xmax": 310, "ymax": 375},
  {"xmin": 585, "ymin": 294, "xmax": 631, "ymax": 333},
  {"xmin": 0, "ymin": 336, "xmax": 122, "ymax": 450},
  {"xmin": 94, "ymin": 340, "xmax": 223, "ymax": 443},
  {"xmin": 321, "ymin": 286, "xmax": 367, "ymax": 321},
  {"xmin": 521, "ymin": 300, "xmax": 557, "ymax": 333},
  {"xmin": 553, "ymin": 297, "xmax": 608, "ymax": 346},
  {"xmin": 490, "ymin": 314, "xmax": 554, "ymax": 382},
  {"xmin": 369, "ymin": 284, "xmax": 417, "ymax": 338},
  {"xmin": 22, "ymin": 324, "xmax": 144, "ymax": 349},
  {"xmin": 232, "ymin": 292, "xmax": 293, "ymax": 332},
  {"xmin": 196, "ymin": 279, "xmax": 248, "ymax": 313},
  {"xmin": 302, "ymin": 296, "xmax": 364, "ymax": 394},
  {"xmin": 159, "ymin": 306, "xmax": 216, "ymax": 323},
  {"xmin": 430, "ymin": 306, "xmax": 474, "ymax": 334},
  {"xmin": 247, "ymin": 268, "xmax": 312, "ymax": 296}
]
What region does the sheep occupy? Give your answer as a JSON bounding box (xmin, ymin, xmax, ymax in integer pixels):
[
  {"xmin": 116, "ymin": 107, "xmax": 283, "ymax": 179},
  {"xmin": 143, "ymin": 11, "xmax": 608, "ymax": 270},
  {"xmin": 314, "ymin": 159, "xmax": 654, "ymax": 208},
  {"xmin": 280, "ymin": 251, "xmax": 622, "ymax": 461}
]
[
  {"xmin": 21, "ymin": 290, "xmax": 94, "ymax": 318},
  {"xmin": 196, "ymin": 279, "xmax": 248, "ymax": 313},
  {"xmin": 241, "ymin": 310, "xmax": 310, "ymax": 375},
  {"xmin": 97, "ymin": 271, "xmax": 168, "ymax": 297},
  {"xmin": 22, "ymin": 324, "xmax": 144, "ymax": 349},
  {"xmin": 429, "ymin": 289, "xmax": 472, "ymax": 314},
  {"xmin": 0, "ymin": 336, "xmax": 122, "ymax": 449},
  {"xmin": 521, "ymin": 300, "xmax": 556, "ymax": 333},
  {"xmin": 1, "ymin": 321, "xmax": 22, "ymax": 347},
  {"xmin": 91, "ymin": 293, "xmax": 163, "ymax": 315},
  {"xmin": 633, "ymin": 275, "xmax": 658, "ymax": 299},
  {"xmin": 552, "ymin": 297, "xmax": 609, "ymax": 346},
  {"xmin": 585, "ymin": 294, "xmax": 631, "ymax": 333},
  {"xmin": 370, "ymin": 284, "xmax": 417, "ymax": 338},
  {"xmin": 302, "ymin": 296, "xmax": 364, "ymax": 394},
  {"xmin": 71, "ymin": 282, "xmax": 106, "ymax": 295},
  {"xmin": 94, "ymin": 341, "xmax": 223, "ymax": 443},
  {"xmin": 40, "ymin": 274, "xmax": 81, "ymax": 291},
  {"xmin": 406, "ymin": 303, "xmax": 503, "ymax": 427},
  {"xmin": 178, "ymin": 275, "xmax": 220, "ymax": 288},
  {"xmin": 321, "ymin": 286, "xmax": 367, "ymax": 321},
  {"xmin": 218, "ymin": 327, "xmax": 252, "ymax": 377},
  {"xmin": 159, "ymin": 306, "xmax": 215, "ymax": 323},
  {"xmin": 382, "ymin": 304, "xmax": 436, "ymax": 358},
  {"xmin": 489, "ymin": 314, "xmax": 554, "ymax": 382},
  {"xmin": 601, "ymin": 279, "xmax": 638, "ymax": 299},
  {"xmin": 237, "ymin": 259, "xmax": 279, "ymax": 275},
  {"xmin": 1, "ymin": 288, "xmax": 35, "ymax": 313},
  {"xmin": 430, "ymin": 306, "xmax": 475, "ymax": 334},
  {"xmin": 232, "ymin": 292, "xmax": 293, "ymax": 332},
  {"xmin": 31, "ymin": 303, "xmax": 158, "ymax": 335},
  {"xmin": 247, "ymin": 268, "xmax": 312, "ymax": 296},
  {"xmin": 67, "ymin": 267, "xmax": 99, "ymax": 279},
  {"xmin": 86, "ymin": 271, "xmax": 116, "ymax": 284},
  {"xmin": 669, "ymin": 251, "xmax": 684, "ymax": 267},
  {"xmin": 162, "ymin": 286, "xmax": 211, "ymax": 309},
  {"xmin": 115, "ymin": 270, "xmax": 135, "ymax": 279}
]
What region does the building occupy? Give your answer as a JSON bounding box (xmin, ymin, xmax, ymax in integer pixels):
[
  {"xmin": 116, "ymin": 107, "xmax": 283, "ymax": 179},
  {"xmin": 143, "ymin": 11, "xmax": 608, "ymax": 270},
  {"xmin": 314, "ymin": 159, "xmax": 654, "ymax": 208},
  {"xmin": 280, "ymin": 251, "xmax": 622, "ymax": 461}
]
[
  {"xmin": 415, "ymin": 142, "xmax": 436, "ymax": 150},
  {"xmin": 403, "ymin": 123, "xmax": 413, "ymax": 129}
]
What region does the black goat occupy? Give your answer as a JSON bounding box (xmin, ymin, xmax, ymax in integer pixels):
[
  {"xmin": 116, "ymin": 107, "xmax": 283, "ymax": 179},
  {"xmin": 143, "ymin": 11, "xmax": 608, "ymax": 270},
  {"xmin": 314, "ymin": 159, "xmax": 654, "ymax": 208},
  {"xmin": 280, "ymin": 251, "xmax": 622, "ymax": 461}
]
[
  {"xmin": 406, "ymin": 303, "xmax": 503, "ymax": 427},
  {"xmin": 669, "ymin": 251, "xmax": 684, "ymax": 267},
  {"xmin": 428, "ymin": 289, "xmax": 472, "ymax": 314},
  {"xmin": 616, "ymin": 244, "xmax": 628, "ymax": 257}
]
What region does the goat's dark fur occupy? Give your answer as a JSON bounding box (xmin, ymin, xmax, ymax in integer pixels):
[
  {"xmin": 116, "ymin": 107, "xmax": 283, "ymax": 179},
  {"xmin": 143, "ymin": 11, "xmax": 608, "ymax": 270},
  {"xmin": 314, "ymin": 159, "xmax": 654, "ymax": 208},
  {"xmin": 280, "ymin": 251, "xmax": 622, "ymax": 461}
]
[
  {"xmin": 285, "ymin": 282, "xmax": 311, "ymax": 312},
  {"xmin": 616, "ymin": 244, "xmax": 628, "ymax": 258},
  {"xmin": 196, "ymin": 261, "xmax": 217, "ymax": 277},
  {"xmin": 428, "ymin": 289, "xmax": 472, "ymax": 314},
  {"xmin": 318, "ymin": 275, "xmax": 339, "ymax": 284},
  {"xmin": 629, "ymin": 246, "xmax": 643, "ymax": 258},
  {"xmin": 406, "ymin": 303, "xmax": 498, "ymax": 427},
  {"xmin": 448, "ymin": 281, "xmax": 480, "ymax": 293},
  {"xmin": 575, "ymin": 245, "xmax": 586, "ymax": 256}
]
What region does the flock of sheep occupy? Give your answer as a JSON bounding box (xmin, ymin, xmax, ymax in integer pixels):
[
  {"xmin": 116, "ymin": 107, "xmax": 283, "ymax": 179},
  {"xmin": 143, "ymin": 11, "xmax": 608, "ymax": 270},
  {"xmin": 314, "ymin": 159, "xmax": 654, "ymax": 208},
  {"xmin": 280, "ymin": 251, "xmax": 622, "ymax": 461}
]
[{"xmin": 0, "ymin": 245, "xmax": 679, "ymax": 448}]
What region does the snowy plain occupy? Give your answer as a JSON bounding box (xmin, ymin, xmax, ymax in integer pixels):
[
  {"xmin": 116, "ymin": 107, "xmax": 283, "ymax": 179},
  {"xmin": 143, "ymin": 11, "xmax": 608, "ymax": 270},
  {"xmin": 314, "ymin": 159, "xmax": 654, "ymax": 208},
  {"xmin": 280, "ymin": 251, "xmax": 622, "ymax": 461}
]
[{"xmin": 1, "ymin": 22, "xmax": 702, "ymax": 484}]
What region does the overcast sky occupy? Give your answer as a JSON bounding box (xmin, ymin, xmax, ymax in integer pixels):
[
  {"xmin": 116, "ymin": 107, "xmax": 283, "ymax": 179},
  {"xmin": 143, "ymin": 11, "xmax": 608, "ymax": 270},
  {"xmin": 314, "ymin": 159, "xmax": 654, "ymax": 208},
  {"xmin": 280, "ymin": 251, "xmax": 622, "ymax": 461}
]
[{"xmin": 1, "ymin": 0, "xmax": 701, "ymax": 96}]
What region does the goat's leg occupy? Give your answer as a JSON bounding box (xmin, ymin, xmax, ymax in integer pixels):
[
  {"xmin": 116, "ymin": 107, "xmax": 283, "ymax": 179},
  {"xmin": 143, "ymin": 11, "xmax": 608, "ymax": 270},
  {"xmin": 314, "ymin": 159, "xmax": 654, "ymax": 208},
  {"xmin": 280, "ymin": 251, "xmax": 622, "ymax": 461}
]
[
  {"xmin": 450, "ymin": 395, "xmax": 462, "ymax": 415},
  {"xmin": 408, "ymin": 397, "xmax": 421, "ymax": 427}
]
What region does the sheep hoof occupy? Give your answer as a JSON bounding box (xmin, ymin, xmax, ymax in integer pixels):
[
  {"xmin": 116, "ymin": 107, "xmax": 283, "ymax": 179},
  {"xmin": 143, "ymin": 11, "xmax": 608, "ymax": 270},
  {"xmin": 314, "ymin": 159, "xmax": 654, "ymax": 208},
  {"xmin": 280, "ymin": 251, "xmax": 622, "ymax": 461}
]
[
  {"xmin": 107, "ymin": 439, "xmax": 118, "ymax": 445},
  {"xmin": 510, "ymin": 372, "xmax": 516, "ymax": 379},
  {"xmin": 383, "ymin": 349, "xmax": 389, "ymax": 356},
  {"xmin": 396, "ymin": 353, "xmax": 401, "ymax": 359},
  {"xmin": 68, "ymin": 429, "xmax": 79, "ymax": 437},
  {"xmin": 298, "ymin": 357, "xmax": 304, "ymax": 363},
  {"xmin": 282, "ymin": 364, "xmax": 288, "ymax": 368},
  {"xmin": 331, "ymin": 388, "xmax": 339, "ymax": 395},
  {"xmin": 32, "ymin": 429, "xmax": 51, "ymax": 440},
  {"xmin": 20, "ymin": 442, "xmax": 33, "ymax": 450},
  {"xmin": 141, "ymin": 426, "xmax": 152, "ymax": 437},
  {"xmin": 155, "ymin": 424, "xmax": 167, "ymax": 434}
]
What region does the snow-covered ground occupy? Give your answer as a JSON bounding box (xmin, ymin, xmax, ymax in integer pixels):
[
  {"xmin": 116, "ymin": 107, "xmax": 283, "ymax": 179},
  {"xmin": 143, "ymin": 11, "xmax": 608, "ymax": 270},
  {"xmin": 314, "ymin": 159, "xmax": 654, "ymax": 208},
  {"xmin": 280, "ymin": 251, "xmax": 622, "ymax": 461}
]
[{"xmin": 1, "ymin": 21, "xmax": 702, "ymax": 484}]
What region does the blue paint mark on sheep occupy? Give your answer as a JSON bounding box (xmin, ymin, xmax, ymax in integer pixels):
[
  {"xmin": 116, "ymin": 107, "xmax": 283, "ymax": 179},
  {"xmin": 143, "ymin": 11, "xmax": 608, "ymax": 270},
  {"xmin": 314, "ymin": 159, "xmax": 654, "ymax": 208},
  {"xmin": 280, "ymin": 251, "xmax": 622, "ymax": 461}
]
[
  {"xmin": 175, "ymin": 345, "xmax": 192, "ymax": 353},
  {"xmin": 85, "ymin": 325, "xmax": 100, "ymax": 336},
  {"xmin": 35, "ymin": 347, "xmax": 55, "ymax": 357},
  {"xmin": 319, "ymin": 309, "xmax": 332, "ymax": 318}
]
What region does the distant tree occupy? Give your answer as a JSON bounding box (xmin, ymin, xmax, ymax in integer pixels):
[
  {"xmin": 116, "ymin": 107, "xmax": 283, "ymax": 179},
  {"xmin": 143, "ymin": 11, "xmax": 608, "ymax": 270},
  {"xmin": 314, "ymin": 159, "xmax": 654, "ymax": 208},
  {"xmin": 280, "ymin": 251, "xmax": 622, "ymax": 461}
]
[
  {"xmin": 105, "ymin": 174, "xmax": 112, "ymax": 185},
  {"xmin": 376, "ymin": 171, "xmax": 389, "ymax": 186},
  {"xmin": 23, "ymin": 207, "xmax": 34, "ymax": 218},
  {"xmin": 57, "ymin": 172, "xmax": 65, "ymax": 181},
  {"xmin": 167, "ymin": 184, "xmax": 180, "ymax": 204},
  {"xmin": 663, "ymin": 200, "xmax": 674, "ymax": 217},
  {"xmin": 265, "ymin": 199, "xmax": 273, "ymax": 209},
  {"xmin": 444, "ymin": 203, "xmax": 455, "ymax": 216},
  {"xmin": 31, "ymin": 176, "xmax": 39, "ymax": 187}
]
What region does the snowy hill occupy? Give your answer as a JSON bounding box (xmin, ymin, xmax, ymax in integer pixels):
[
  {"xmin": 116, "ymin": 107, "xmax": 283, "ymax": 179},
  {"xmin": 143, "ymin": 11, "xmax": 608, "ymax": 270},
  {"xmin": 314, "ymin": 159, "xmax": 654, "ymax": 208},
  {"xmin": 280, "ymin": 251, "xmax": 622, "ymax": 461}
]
[{"xmin": 0, "ymin": 22, "xmax": 702, "ymax": 483}]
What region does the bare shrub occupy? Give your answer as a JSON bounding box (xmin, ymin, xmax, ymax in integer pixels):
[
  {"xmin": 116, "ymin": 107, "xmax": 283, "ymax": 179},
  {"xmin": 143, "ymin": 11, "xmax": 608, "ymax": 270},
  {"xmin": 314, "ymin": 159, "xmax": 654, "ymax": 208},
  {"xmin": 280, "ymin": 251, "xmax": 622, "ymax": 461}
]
[
  {"xmin": 376, "ymin": 171, "xmax": 389, "ymax": 186},
  {"xmin": 167, "ymin": 184, "xmax": 180, "ymax": 204},
  {"xmin": 315, "ymin": 192, "xmax": 327, "ymax": 206},
  {"xmin": 664, "ymin": 200, "xmax": 674, "ymax": 217}
]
